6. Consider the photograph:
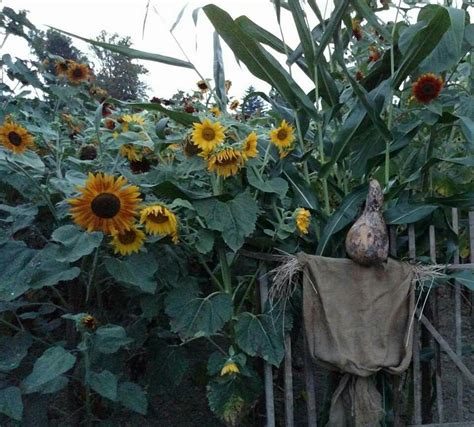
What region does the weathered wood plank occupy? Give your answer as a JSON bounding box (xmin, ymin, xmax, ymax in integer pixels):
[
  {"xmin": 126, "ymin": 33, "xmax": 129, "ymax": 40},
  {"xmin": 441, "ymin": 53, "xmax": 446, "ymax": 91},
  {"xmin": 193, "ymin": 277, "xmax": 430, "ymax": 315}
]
[
  {"xmin": 303, "ymin": 335, "xmax": 317, "ymax": 427},
  {"xmin": 409, "ymin": 224, "xmax": 422, "ymax": 425},
  {"xmin": 259, "ymin": 264, "xmax": 275, "ymax": 427},
  {"xmin": 452, "ymin": 208, "xmax": 463, "ymax": 420},
  {"xmin": 409, "ymin": 422, "xmax": 474, "ymax": 427},
  {"xmin": 284, "ymin": 334, "xmax": 294, "ymax": 427},
  {"xmin": 429, "ymin": 225, "xmax": 443, "ymax": 423}
]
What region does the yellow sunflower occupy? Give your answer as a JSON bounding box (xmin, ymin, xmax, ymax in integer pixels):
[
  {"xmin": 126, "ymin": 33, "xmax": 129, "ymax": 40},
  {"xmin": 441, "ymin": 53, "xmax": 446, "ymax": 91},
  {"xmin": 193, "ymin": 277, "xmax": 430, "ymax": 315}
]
[
  {"xmin": 140, "ymin": 205, "xmax": 178, "ymax": 236},
  {"xmin": 207, "ymin": 147, "xmax": 244, "ymax": 178},
  {"xmin": 66, "ymin": 62, "xmax": 91, "ymax": 84},
  {"xmin": 0, "ymin": 122, "xmax": 35, "ymax": 154},
  {"xmin": 121, "ymin": 114, "xmax": 145, "ymax": 132},
  {"xmin": 242, "ymin": 132, "xmax": 258, "ymax": 160},
  {"xmin": 55, "ymin": 59, "xmax": 72, "ymax": 76},
  {"xmin": 80, "ymin": 314, "xmax": 98, "ymax": 331},
  {"xmin": 69, "ymin": 173, "xmax": 141, "ymax": 235},
  {"xmin": 120, "ymin": 144, "xmax": 142, "ymax": 162},
  {"xmin": 110, "ymin": 225, "xmax": 146, "ymax": 255},
  {"xmin": 191, "ymin": 118, "xmax": 225, "ymax": 153},
  {"xmin": 210, "ymin": 106, "xmax": 221, "ymax": 117},
  {"xmin": 270, "ymin": 120, "xmax": 295, "ymax": 148},
  {"xmin": 220, "ymin": 361, "xmax": 240, "ymax": 376},
  {"xmin": 295, "ymin": 208, "xmax": 311, "ymax": 234}
]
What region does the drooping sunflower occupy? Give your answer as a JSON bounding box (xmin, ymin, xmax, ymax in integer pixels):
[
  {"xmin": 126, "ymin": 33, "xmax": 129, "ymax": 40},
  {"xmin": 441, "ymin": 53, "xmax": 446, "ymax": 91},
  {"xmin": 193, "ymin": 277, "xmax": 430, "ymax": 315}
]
[
  {"xmin": 0, "ymin": 122, "xmax": 35, "ymax": 154},
  {"xmin": 352, "ymin": 19, "xmax": 363, "ymax": 41},
  {"xmin": 55, "ymin": 59, "xmax": 71, "ymax": 76},
  {"xmin": 120, "ymin": 144, "xmax": 142, "ymax": 162},
  {"xmin": 80, "ymin": 314, "xmax": 98, "ymax": 331},
  {"xmin": 110, "ymin": 225, "xmax": 146, "ymax": 255},
  {"xmin": 224, "ymin": 80, "xmax": 232, "ymax": 93},
  {"xmin": 69, "ymin": 173, "xmax": 141, "ymax": 235},
  {"xmin": 197, "ymin": 79, "xmax": 209, "ymax": 92},
  {"xmin": 220, "ymin": 361, "xmax": 240, "ymax": 376},
  {"xmin": 368, "ymin": 46, "xmax": 380, "ymax": 62},
  {"xmin": 412, "ymin": 73, "xmax": 443, "ymax": 104},
  {"xmin": 229, "ymin": 99, "xmax": 240, "ymax": 111},
  {"xmin": 140, "ymin": 204, "xmax": 178, "ymax": 236},
  {"xmin": 270, "ymin": 120, "xmax": 295, "ymax": 149},
  {"xmin": 295, "ymin": 208, "xmax": 311, "ymax": 234},
  {"xmin": 121, "ymin": 114, "xmax": 145, "ymax": 132},
  {"xmin": 191, "ymin": 118, "xmax": 225, "ymax": 153},
  {"xmin": 207, "ymin": 147, "xmax": 244, "ymax": 178},
  {"xmin": 242, "ymin": 132, "xmax": 258, "ymax": 160},
  {"xmin": 67, "ymin": 62, "xmax": 91, "ymax": 84}
]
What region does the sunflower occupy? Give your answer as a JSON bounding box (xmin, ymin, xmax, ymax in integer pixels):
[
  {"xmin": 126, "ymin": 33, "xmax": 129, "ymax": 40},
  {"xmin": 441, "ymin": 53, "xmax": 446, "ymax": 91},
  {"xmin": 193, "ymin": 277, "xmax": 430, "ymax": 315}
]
[
  {"xmin": 110, "ymin": 225, "xmax": 146, "ymax": 255},
  {"xmin": 120, "ymin": 144, "xmax": 142, "ymax": 162},
  {"xmin": 80, "ymin": 314, "xmax": 98, "ymax": 331},
  {"xmin": 191, "ymin": 118, "xmax": 225, "ymax": 153},
  {"xmin": 130, "ymin": 158, "xmax": 152, "ymax": 174},
  {"xmin": 67, "ymin": 62, "xmax": 91, "ymax": 84},
  {"xmin": 69, "ymin": 173, "xmax": 141, "ymax": 235},
  {"xmin": 183, "ymin": 135, "xmax": 202, "ymax": 157},
  {"xmin": 220, "ymin": 361, "xmax": 240, "ymax": 376},
  {"xmin": 368, "ymin": 46, "xmax": 380, "ymax": 62},
  {"xmin": 140, "ymin": 204, "xmax": 178, "ymax": 236},
  {"xmin": 79, "ymin": 144, "xmax": 98, "ymax": 161},
  {"xmin": 207, "ymin": 147, "xmax": 244, "ymax": 178},
  {"xmin": 270, "ymin": 120, "xmax": 295, "ymax": 149},
  {"xmin": 197, "ymin": 79, "xmax": 209, "ymax": 92},
  {"xmin": 355, "ymin": 70, "xmax": 365, "ymax": 81},
  {"xmin": 210, "ymin": 106, "xmax": 221, "ymax": 117},
  {"xmin": 55, "ymin": 59, "xmax": 71, "ymax": 76},
  {"xmin": 224, "ymin": 80, "xmax": 232, "ymax": 93},
  {"xmin": 229, "ymin": 99, "xmax": 240, "ymax": 111},
  {"xmin": 352, "ymin": 19, "xmax": 362, "ymax": 41},
  {"xmin": 295, "ymin": 208, "xmax": 311, "ymax": 234},
  {"xmin": 412, "ymin": 73, "xmax": 444, "ymax": 104},
  {"xmin": 0, "ymin": 122, "xmax": 35, "ymax": 154},
  {"xmin": 121, "ymin": 114, "xmax": 145, "ymax": 132},
  {"xmin": 242, "ymin": 132, "xmax": 258, "ymax": 160}
]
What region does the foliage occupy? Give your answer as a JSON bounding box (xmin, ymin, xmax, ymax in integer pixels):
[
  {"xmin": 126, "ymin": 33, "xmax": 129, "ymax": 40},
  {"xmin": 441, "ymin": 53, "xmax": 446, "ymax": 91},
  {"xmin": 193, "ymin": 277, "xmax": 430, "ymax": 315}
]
[{"xmin": 0, "ymin": 1, "xmax": 473, "ymax": 425}]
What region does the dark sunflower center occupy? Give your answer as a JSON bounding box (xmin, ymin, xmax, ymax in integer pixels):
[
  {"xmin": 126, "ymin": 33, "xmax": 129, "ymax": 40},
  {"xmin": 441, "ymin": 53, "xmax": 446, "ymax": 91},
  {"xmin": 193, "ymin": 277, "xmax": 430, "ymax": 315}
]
[
  {"xmin": 91, "ymin": 193, "xmax": 121, "ymax": 218},
  {"xmin": 118, "ymin": 229, "xmax": 137, "ymax": 245},
  {"xmin": 73, "ymin": 68, "xmax": 84, "ymax": 78},
  {"xmin": 147, "ymin": 212, "xmax": 169, "ymax": 224},
  {"xmin": 277, "ymin": 129, "xmax": 288, "ymax": 140},
  {"xmin": 421, "ymin": 82, "xmax": 435, "ymax": 95},
  {"xmin": 202, "ymin": 127, "xmax": 216, "ymax": 141},
  {"xmin": 8, "ymin": 131, "xmax": 22, "ymax": 147},
  {"xmin": 60, "ymin": 63, "xmax": 68, "ymax": 70},
  {"xmin": 216, "ymin": 156, "xmax": 237, "ymax": 167}
]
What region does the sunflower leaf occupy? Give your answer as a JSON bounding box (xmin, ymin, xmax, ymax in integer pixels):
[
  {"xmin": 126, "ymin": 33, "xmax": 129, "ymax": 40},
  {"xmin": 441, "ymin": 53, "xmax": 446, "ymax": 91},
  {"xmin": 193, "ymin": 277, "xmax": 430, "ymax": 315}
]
[{"xmin": 51, "ymin": 225, "xmax": 102, "ymax": 262}]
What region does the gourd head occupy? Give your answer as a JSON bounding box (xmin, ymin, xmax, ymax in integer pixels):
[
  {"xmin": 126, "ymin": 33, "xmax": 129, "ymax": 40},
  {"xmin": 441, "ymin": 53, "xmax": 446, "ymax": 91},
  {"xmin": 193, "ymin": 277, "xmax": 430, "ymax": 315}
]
[{"xmin": 365, "ymin": 179, "xmax": 384, "ymax": 212}]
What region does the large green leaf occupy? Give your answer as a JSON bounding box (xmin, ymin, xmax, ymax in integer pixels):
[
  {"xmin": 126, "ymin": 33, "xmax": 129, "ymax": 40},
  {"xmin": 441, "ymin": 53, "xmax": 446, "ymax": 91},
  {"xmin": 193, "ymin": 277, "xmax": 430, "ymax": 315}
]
[
  {"xmin": 105, "ymin": 252, "xmax": 159, "ymax": 293},
  {"xmin": 22, "ymin": 347, "xmax": 76, "ymax": 394},
  {"xmin": 426, "ymin": 192, "xmax": 474, "ymax": 208},
  {"xmin": 51, "ymin": 225, "xmax": 103, "ymax": 262},
  {"xmin": 165, "ymin": 283, "xmax": 233, "ymax": 339},
  {"xmin": 0, "ymin": 332, "xmax": 32, "ymax": 373},
  {"xmin": 384, "ymin": 204, "xmax": 438, "ymax": 224},
  {"xmin": 316, "ymin": 186, "xmax": 367, "ymax": 255},
  {"xmin": 450, "ymin": 271, "xmax": 474, "ymax": 291},
  {"xmin": 0, "ymin": 387, "xmax": 22, "ymax": 421},
  {"xmin": 247, "ymin": 167, "xmax": 288, "ymax": 199},
  {"xmin": 194, "ymin": 192, "xmax": 259, "ymax": 251},
  {"xmin": 92, "ymin": 325, "xmax": 133, "ymax": 354},
  {"xmin": 118, "ymin": 382, "xmax": 147, "ymax": 415},
  {"xmin": 203, "ymin": 5, "xmax": 317, "ymax": 119},
  {"xmin": 234, "ymin": 312, "xmax": 285, "ymax": 366},
  {"xmin": 89, "ymin": 370, "xmax": 118, "ymax": 402},
  {"xmin": 213, "ymin": 32, "xmax": 227, "ymax": 107},
  {"xmin": 392, "ymin": 6, "xmax": 450, "ymax": 88},
  {"xmin": 50, "ymin": 27, "xmax": 193, "ymax": 68}
]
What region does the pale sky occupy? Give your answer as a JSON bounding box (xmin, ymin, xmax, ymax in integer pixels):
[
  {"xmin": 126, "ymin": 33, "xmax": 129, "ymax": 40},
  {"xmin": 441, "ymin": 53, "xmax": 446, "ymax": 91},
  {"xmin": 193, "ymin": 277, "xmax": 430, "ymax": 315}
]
[{"xmin": 0, "ymin": 0, "xmax": 454, "ymax": 100}]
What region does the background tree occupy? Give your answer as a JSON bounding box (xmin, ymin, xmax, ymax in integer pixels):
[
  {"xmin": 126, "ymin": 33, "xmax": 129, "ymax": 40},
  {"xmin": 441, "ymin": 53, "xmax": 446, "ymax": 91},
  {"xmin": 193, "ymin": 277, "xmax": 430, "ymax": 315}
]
[
  {"xmin": 241, "ymin": 85, "xmax": 267, "ymax": 117},
  {"xmin": 91, "ymin": 31, "xmax": 148, "ymax": 100}
]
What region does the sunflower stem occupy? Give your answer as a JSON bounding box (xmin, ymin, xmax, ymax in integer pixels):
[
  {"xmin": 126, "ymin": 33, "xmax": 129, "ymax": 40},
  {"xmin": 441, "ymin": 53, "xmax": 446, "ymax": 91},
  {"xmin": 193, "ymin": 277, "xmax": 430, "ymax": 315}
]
[
  {"xmin": 83, "ymin": 334, "xmax": 93, "ymax": 426},
  {"xmin": 86, "ymin": 245, "xmax": 100, "ymax": 303},
  {"xmin": 196, "ymin": 253, "xmax": 224, "ymax": 292},
  {"xmin": 219, "ymin": 247, "xmax": 232, "ymax": 294}
]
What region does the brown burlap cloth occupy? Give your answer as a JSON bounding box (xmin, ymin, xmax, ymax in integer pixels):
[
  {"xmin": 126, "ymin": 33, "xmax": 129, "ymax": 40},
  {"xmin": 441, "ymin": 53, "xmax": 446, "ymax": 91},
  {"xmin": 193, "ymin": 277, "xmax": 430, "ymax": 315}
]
[{"xmin": 298, "ymin": 253, "xmax": 415, "ymax": 427}]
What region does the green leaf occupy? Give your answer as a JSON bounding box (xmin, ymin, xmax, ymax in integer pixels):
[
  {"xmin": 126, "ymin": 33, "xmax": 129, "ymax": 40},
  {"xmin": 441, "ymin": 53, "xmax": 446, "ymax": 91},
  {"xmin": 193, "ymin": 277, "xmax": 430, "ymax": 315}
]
[
  {"xmin": 50, "ymin": 27, "xmax": 193, "ymax": 68},
  {"xmin": 316, "ymin": 186, "xmax": 368, "ymax": 255},
  {"xmin": 450, "ymin": 271, "xmax": 474, "ymax": 291},
  {"xmin": 165, "ymin": 283, "xmax": 233, "ymax": 339},
  {"xmin": 234, "ymin": 312, "xmax": 285, "ymax": 366},
  {"xmin": 247, "ymin": 167, "xmax": 288, "ymax": 199},
  {"xmin": 352, "ymin": 0, "xmax": 391, "ymax": 41},
  {"xmin": 195, "ymin": 229, "xmax": 215, "ymax": 254},
  {"xmin": 426, "ymin": 192, "xmax": 474, "ymax": 208},
  {"xmin": 22, "ymin": 347, "xmax": 76, "ymax": 394},
  {"xmin": 392, "ymin": 6, "xmax": 450, "ymax": 88},
  {"xmin": 203, "ymin": 4, "xmax": 317, "ymax": 119},
  {"xmin": 194, "ymin": 192, "xmax": 259, "ymax": 251},
  {"xmin": 105, "ymin": 252, "xmax": 159, "ymax": 293},
  {"xmin": 0, "ymin": 387, "xmax": 23, "ymax": 421},
  {"xmin": 93, "ymin": 325, "xmax": 133, "ymax": 354},
  {"xmin": 118, "ymin": 382, "xmax": 147, "ymax": 415},
  {"xmin": 89, "ymin": 370, "xmax": 118, "ymax": 401},
  {"xmin": 213, "ymin": 32, "xmax": 227, "ymax": 107},
  {"xmin": 150, "ymin": 180, "xmax": 211, "ymax": 200},
  {"xmin": 51, "ymin": 225, "xmax": 102, "ymax": 262},
  {"xmin": 28, "ymin": 258, "xmax": 80, "ymax": 289},
  {"xmin": 0, "ymin": 332, "xmax": 32, "ymax": 372},
  {"xmin": 384, "ymin": 204, "xmax": 438, "ymax": 224},
  {"xmin": 118, "ymin": 101, "xmax": 199, "ymax": 126},
  {"xmin": 39, "ymin": 376, "xmax": 69, "ymax": 394}
]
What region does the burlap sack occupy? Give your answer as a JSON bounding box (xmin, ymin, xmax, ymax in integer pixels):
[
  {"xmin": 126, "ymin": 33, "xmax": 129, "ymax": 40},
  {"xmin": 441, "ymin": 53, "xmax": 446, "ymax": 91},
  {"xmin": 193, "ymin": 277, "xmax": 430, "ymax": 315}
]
[{"xmin": 298, "ymin": 254, "xmax": 414, "ymax": 427}]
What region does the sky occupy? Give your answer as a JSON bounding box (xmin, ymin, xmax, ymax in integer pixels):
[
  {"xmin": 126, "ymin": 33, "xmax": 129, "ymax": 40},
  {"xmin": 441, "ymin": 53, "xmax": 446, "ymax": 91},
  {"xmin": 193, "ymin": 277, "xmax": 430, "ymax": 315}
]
[{"xmin": 0, "ymin": 0, "xmax": 455, "ymax": 101}]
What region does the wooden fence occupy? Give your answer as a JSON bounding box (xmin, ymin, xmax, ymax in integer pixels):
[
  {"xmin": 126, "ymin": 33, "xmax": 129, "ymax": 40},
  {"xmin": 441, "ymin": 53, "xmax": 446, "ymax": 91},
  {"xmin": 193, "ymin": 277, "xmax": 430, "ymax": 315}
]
[{"xmin": 255, "ymin": 208, "xmax": 474, "ymax": 426}]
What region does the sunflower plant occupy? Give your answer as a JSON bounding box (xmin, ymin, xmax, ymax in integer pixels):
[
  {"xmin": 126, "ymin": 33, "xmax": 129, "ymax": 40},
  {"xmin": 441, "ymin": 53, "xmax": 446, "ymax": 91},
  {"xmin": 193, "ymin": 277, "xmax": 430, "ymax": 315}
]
[{"xmin": 0, "ymin": 1, "xmax": 473, "ymax": 425}]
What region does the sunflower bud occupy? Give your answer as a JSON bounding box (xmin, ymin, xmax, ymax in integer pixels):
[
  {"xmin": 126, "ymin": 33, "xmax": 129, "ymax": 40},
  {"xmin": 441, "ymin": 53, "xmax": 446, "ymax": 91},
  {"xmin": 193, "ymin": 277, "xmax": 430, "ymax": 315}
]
[{"xmin": 79, "ymin": 144, "xmax": 98, "ymax": 161}]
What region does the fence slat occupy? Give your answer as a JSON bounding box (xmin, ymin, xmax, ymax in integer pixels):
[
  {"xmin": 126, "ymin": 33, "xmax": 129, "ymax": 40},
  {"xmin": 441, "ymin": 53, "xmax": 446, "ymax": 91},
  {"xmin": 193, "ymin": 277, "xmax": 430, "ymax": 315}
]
[
  {"xmin": 452, "ymin": 208, "xmax": 463, "ymax": 420},
  {"xmin": 303, "ymin": 335, "xmax": 317, "ymax": 427},
  {"xmin": 284, "ymin": 334, "xmax": 294, "ymax": 427},
  {"xmin": 430, "ymin": 225, "xmax": 443, "ymax": 422},
  {"xmin": 409, "ymin": 224, "xmax": 422, "ymax": 425},
  {"xmin": 259, "ymin": 264, "xmax": 276, "ymax": 427}
]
